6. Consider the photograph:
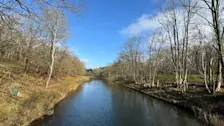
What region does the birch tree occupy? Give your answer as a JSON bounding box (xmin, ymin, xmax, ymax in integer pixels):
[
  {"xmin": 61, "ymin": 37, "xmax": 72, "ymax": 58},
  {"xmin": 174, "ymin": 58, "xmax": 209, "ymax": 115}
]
[
  {"xmin": 43, "ymin": 8, "xmax": 68, "ymax": 88},
  {"xmin": 119, "ymin": 37, "xmax": 143, "ymax": 83},
  {"xmin": 158, "ymin": 0, "xmax": 197, "ymax": 92},
  {"xmin": 200, "ymin": 0, "xmax": 224, "ymax": 92},
  {"xmin": 147, "ymin": 31, "xmax": 165, "ymax": 87}
]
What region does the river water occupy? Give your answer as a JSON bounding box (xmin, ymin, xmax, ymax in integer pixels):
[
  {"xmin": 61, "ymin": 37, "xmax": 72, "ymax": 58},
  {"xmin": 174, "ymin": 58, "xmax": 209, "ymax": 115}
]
[{"xmin": 32, "ymin": 80, "xmax": 204, "ymax": 126}]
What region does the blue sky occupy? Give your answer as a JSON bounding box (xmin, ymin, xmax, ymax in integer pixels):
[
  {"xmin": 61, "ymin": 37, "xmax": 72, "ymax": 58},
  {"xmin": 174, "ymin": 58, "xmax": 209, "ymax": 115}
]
[{"xmin": 66, "ymin": 0, "xmax": 164, "ymax": 68}]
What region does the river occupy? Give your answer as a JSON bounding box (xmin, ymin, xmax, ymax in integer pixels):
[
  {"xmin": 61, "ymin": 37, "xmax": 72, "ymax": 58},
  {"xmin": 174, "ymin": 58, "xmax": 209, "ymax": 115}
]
[{"xmin": 31, "ymin": 80, "xmax": 204, "ymax": 126}]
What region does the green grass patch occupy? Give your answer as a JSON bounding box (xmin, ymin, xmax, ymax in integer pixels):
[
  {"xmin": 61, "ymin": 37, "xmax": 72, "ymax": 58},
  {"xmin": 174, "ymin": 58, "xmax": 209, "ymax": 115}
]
[{"xmin": 155, "ymin": 74, "xmax": 202, "ymax": 83}]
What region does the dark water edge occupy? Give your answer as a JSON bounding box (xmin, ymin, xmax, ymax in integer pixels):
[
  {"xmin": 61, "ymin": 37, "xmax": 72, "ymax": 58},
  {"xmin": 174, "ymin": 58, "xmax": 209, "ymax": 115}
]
[
  {"xmin": 31, "ymin": 80, "xmax": 205, "ymax": 126},
  {"xmin": 30, "ymin": 84, "xmax": 85, "ymax": 126}
]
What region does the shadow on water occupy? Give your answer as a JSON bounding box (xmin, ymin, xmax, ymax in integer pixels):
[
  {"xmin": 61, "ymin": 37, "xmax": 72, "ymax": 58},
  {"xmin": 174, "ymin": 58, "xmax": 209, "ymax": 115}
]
[{"xmin": 31, "ymin": 80, "xmax": 204, "ymax": 126}]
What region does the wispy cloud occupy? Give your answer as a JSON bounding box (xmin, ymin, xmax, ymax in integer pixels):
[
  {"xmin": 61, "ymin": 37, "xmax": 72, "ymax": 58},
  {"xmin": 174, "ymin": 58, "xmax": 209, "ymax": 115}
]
[
  {"xmin": 119, "ymin": 0, "xmax": 223, "ymax": 38},
  {"xmin": 70, "ymin": 47, "xmax": 80, "ymax": 56},
  {"xmin": 81, "ymin": 59, "xmax": 88, "ymax": 64},
  {"xmin": 120, "ymin": 14, "xmax": 159, "ymax": 36}
]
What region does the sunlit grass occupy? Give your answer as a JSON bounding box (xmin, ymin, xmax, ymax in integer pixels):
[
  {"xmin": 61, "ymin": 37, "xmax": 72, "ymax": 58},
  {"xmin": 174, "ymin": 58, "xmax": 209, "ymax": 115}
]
[{"xmin": 0, "ymin": 60, "xmax": 89, "ymax": 125}]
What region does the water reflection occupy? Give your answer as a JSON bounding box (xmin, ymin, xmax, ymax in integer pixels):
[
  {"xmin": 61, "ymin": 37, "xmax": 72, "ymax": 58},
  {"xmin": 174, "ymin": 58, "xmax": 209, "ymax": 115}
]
[{"xmin": 32, "ymin": 80, "xmax": 203, "ymax": 126}]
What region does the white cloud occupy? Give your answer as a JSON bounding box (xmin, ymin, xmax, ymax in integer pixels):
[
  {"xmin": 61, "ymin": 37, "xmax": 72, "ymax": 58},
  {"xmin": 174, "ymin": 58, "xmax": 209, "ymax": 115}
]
[
  {"xmin": 120, "ymin": 14, "xmax": 159, "ymax": 36},
  {"xmin": 121, "ymin": 0, "xmax": 224, "ymax": 48},
  {"xmin": 81, "ymin": 59, "xmax": 88, "ymax": 64},
  {"xmin": 120, "ymin": 0, "xmax": 223, "ymax": 37}
]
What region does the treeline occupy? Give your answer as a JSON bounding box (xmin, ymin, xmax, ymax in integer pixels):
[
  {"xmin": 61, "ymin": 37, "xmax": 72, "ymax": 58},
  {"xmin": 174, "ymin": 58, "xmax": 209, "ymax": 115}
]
[
  {"xmin": 0, "ymin": 0, "xmax": 85, "ymax": 88},
  {"xmin": 100, "ymin": 0, "xmax": 224, "ymax": 94}
]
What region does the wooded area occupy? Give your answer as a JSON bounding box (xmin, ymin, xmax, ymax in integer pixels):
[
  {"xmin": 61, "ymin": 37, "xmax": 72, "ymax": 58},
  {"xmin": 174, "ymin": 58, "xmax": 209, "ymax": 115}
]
[
  {"xmin": 0, "ymin": 0, "xmax": 86, "ymax": 88},
  {"xmin": 0, "ymin": 0, "xmax": 88, "ymax": 125},
  {"xmin": 99, "ymin": 0, "xmax": 224, "ymax": 94}
]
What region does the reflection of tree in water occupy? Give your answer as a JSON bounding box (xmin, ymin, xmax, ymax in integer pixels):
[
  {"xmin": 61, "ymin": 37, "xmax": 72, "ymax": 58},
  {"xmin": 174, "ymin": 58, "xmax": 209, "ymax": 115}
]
[
  {"xmin": 36, "ymin": 80, "xmax": 203, "ymax": 126},
  {"xmin": 110, "ymin": 84, "xmax": 202, "ymax": 126}
]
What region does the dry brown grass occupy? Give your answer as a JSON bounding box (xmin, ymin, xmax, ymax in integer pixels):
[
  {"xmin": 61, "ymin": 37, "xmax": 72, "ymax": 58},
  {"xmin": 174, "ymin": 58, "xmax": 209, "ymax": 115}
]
[
  {"xmin": 208, "ymin": 114, "xmax": 224, "ymax": 126},
  {"xmin": 0, "ymin": 74, "xmax": 89, "ymax": 126}
]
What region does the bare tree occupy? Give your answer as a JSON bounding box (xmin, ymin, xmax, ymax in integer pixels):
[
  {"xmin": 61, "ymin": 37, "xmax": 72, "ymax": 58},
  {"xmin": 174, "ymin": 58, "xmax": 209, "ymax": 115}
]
[
  {"xmin": 43, "ymin": 8, "xmax": 69, "ymax": 88},
  {"xmin": 118, "ymin": 37, "xmax": 144, "ymax": 84},
  {"xmin": 146, "ymin": 31, "xmax": 165, "ymax": 87},
  {"xmin": 0, "ymin": 0, "xmax": 84, "ymax": 25},
  {"xmin": 197, "ymin": 30, "xmax": 215, "ymax": 93},
  {"xmin": 21, "ymin": 22, "xmax": 41, "ymax": 73},
  {"xmin": 158, "ymin": 0, "xmax": 197, "ymax": 92},
  {"xmin": 200, "ymin": 0, "xmax": 224, "ymax": 92}
]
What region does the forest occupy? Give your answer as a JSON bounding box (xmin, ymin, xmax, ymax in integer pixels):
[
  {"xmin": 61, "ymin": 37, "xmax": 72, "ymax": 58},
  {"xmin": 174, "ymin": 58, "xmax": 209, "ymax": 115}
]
[
  {"xmin": 0, "ymin": 0, "xmax": 86, "ymax": 87},
  {"xmin": 98, "ymin": 0, "xmax": 224, "ymax": 94}
]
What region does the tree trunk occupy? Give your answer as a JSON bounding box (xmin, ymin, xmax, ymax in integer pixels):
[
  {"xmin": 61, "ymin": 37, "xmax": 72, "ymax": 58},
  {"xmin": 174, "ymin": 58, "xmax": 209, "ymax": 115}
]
[
  {"xmin": 216, "ymin": 60, "xmax": 222, "ymax": 92},
  {"xmin": 24, "ymin": 58, "xmax": 29, "ymax": 74},
  {"xmin": 45, "ymin": 33, "xmax": 56, "ymax": 89},
  {"xmin": 183, "ymin": 69, "xmax": 188, "ymax": 93},
  {"xmin": 149, "ymin": 66, "xmax": 152, "ymax": 87},
  {"xmin": 156, "ymin": 80, "xmax": 159, "ymax": 88},
  {"xmin": 152, "ymin": 74, "xmax": 155, "ymax": 87},
  {"xmin": 152, "ymin": 64, "xmax": 158, "ymax": 87},
  {"xmin": 207, "ymin": 58, "xmax": 213, "ymax": 93},
  {"xmin": 175, "ymin": 68, "xmax": 179, "ymax": 88}
]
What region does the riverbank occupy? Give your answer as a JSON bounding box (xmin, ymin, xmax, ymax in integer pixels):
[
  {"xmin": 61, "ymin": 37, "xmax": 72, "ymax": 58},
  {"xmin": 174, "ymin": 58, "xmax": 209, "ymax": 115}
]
[
  {"xmin": 0, "ymin": 75, "xmax": 89, "ymax": 126},
  {"xmin": 114, "ymin": 81, "xmax": 224, "ymax": 126}
]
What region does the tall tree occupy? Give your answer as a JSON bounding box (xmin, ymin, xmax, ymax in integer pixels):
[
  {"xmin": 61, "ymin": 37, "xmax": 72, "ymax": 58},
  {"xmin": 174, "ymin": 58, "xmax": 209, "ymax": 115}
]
[
  {"xmin": 200, "ymin": 0, "xmax": 224, "ymax": 92},
  {"xmin": 43, "ymin": 8, "xmax": 68, "ymax": 88}
]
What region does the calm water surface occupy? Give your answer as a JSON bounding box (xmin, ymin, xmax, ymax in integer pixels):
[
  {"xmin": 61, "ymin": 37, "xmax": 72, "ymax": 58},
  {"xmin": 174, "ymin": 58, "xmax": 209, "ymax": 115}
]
[{"xmin": 32, "ymin": 80, "xmax": 204, "ymax": 126}]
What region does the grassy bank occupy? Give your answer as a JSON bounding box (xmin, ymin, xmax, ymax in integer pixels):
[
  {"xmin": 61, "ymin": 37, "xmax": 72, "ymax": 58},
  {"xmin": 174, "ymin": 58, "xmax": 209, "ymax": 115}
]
[
  {"xmin": 0, "ymin": 75, "xmax": 89, "ymax": 126},
  {"xmin": 114, "ymin": 81, "xmax": 224, "ymax": 126}
]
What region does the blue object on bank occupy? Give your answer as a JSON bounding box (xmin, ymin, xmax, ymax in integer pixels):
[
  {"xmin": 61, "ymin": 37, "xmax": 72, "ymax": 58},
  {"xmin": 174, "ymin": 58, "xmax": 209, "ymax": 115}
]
[{"xmin": 11, "ymin": 88, "xmax": 18, "ymax": 96}]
